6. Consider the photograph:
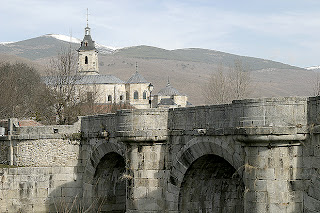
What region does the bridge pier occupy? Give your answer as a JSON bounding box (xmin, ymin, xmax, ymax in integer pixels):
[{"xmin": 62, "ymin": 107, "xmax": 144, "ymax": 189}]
[
  {"xmin": 242, "ymin": 141, "xmax": 304, "ymax": 213},
  {"xmin": 125, "ymin": 142, "xmax": 167, "ymax": 212}
]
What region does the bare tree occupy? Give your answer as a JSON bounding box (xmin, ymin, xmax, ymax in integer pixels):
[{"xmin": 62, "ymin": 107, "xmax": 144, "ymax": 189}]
[
  {"xmin": 0, "ymin": 62, "xmax": 53, "ymax": 121},
  {"xmin": 312, "ymin": 73, "xmax": 320, "ymax": 96},
  {"xmin": 229, "ymin": 60, "xmax": 251, "ymax": 100},
  {"xmin": 203, "ymin": 60, "xmax": 252, "ymax": 105},
  {"xmin": 46, "ymin": 47, "xmax": 86, "ymax": 124},
  {"xmin": 45, "ymin": 47, "xmax": 104, "ymax": 124}
]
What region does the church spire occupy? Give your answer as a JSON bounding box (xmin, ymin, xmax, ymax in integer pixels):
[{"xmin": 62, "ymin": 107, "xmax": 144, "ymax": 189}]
[
  {"xmin": 85, "ymin": 8, "xmax": 91, "ymax": 36},
  {"xmin": 77, "ymin": 8, "xmax": 99, "ymax": 75},
  {"xmin": 86, "ymin": 8, "xmax": 89, "ymax": 28}
]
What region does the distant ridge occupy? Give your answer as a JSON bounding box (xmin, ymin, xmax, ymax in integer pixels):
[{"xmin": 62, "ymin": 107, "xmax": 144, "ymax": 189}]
[
  {"xmin": 0, "ymin": 34, "xmax": 303, "ymax": 71},
  {"xmin": 0, "ymin": 34, "xmax": 317, "ymax": 105}
]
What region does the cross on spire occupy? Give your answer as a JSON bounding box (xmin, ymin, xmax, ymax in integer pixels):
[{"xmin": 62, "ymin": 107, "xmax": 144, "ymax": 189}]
[
  {"xmin": 85, "ymin": 8, "xmax": 91, "ymax": 36},
  {"xmin": 86, "ymin": 8, "xmax": 90, "ymax": 27}
]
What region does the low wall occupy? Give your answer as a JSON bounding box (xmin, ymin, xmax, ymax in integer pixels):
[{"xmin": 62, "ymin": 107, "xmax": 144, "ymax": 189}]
[
  {"xmin": 169, "ymin": 97, "xmax": 308, "ymax": 131},
  {"xmin": 81, "ymin": 108, "xmax": 169, "ymax": 141},
  {"xmin": 0, "ymin": 166, "xmax": 82, "ymax": 212}
]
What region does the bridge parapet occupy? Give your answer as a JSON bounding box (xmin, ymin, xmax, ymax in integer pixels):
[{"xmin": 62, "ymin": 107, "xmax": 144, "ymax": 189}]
[
  {"xmin": 169, "ymin": 97, "xmax": 308, "ymax": 135},
  {"xmin": 81, "ymin": 108, "xmax": 169, "ymax": 141},
  {"xmin": 81, "ymin": 97, "xmax": 310, "ymax": 142}
]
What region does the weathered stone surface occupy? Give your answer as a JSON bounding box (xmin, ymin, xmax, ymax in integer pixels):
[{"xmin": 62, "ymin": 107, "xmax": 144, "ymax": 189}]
[{"xmin": 1, "ymin": 97, "xmax": 320, "ymax": 212}]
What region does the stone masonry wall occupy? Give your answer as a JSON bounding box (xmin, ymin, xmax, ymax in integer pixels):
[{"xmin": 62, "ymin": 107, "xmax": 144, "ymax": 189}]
[
  {"xmin": 0, "ymin": 166, "xmax": 83, "ymax": 213},
  {"xmin": 1, "ymin": 96, "xmax": 320, "ymax": 212},
  {"xmin": 13, "ymin": 138, "xmax": 80, "ymax": 167}
]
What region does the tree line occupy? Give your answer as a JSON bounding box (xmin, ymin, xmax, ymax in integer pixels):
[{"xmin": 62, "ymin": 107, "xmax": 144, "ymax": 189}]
[{"xmin": 0, "ymin": 48, "xmax": 131, "ymax": 125}]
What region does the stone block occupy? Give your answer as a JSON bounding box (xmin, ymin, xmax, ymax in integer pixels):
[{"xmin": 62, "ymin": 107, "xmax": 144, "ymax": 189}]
[
  {"xmin": 8, "ymin": 168, "xmax": 17, "ymax": 175},
  {"xmin": 267, "ymin": 180, "xmax": 288, "ymax": 194},
  {"xmin": 269, "ymin": 203, "xmax": 290, "ymax": 212},
  {"xmin": 289, "ymin": 191, "xmax": 303, "ymax": 203},
  {"xmin": 35, "ymin": 188, "xmax": 48, "ymax": 198},
  {"xmin": 256, "ymin": 191, "xmax": 267, "ymax": 203},
  {"xmin": 60, "ymin": 167, "xmax": 75, "ymax": 174},
  {"xmin": 48, "ymin": 187, "xmax": 62, "ymax": 198},
  {"xmin": 256, "ymin": 168, "xmax": 275, "ymax": 180},
  {"xmin": 286, "ymin": 202, "xmax": 303, "ymax": 213},
  {"xmin": 132, "ymin": 187, "xmax": 147, "ymax": 198},
  {"xmin": 61, "ymin": 187, "xmax": 82, "ymax": 197},
  {"xmin": 257, "ymin": 147, "xmax": 270, "ymax": 158},
  {"xmin": 6, "ymin": 189, "xmax": 19, "ymax": 199},
  {"xmin": 268, "ymin": 191, "xmax": 289, "ymax": 204},
  {"xmin": 147, "ymin": 187, "xmax": 163, "ymax": 198},
  {"xmin": 247, "ymin": 156, "xmax": 267, "ymax": 168},
  {"xmin": 51, "ymin": 173, "xmax": 74, "ymax": 182},
  {"xmin": 275, "ymin": 168, "xmax": 290, "ymax": 180},
  {"xmin": 253, "ymin": 180, "xmax": 267, "ymax": 191},
  {"xmin": 136, "ymin": 198, "xmax": 162, "ymax": 211}
]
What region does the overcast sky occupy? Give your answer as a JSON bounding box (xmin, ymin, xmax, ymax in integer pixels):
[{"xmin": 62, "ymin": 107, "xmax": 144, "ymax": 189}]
[{"xmin": 1, "ymin": 0, "xmax": 320, "ymax": 68}]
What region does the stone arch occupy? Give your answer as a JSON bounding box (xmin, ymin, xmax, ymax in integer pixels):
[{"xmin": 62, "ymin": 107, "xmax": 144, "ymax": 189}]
[
  {"xmin": 169, "ymin": 137, "xmax": 245, "ymax": 212},
  {"xmin": 83, "ymin": 140, "xmax": 126, "ymax": 211},
  {"xmin": 84, "ymin": 140, "xmax": 126, "ymax": 184}
]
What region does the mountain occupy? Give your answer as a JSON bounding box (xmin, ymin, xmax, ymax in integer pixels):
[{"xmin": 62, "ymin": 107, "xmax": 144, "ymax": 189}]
[
  {"xmin": 0, "ymin": 34, "xmax": 317, "ymax": 105},
  {"xmin": 0, "ymin": 34, "xmax": 114, "ymax": 60}
]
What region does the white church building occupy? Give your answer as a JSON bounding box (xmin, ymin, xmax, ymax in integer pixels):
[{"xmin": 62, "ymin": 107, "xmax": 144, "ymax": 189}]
[{"xmin": 45, "ymin": 20, "xmax": 188, "ymax": 109}]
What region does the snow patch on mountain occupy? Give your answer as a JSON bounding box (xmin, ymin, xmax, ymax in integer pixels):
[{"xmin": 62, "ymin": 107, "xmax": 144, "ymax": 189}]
[
  {"xmin": 306, "ymin": 65, "xmax": 320, "ymax": 70},
  {"xmin": 0, "ymin": 41, "xmax": 14, "ymax": 45},
  {"xmin": 96, "ymin": 43, "xmax": 117, "ymax": 54},
  {"xmin": 43, "ymin": 34, "xmax": 81, "ymax": 44},
  {"xmin": 44, "ymin": 34, "xmax": 117, "ymax": 54}
]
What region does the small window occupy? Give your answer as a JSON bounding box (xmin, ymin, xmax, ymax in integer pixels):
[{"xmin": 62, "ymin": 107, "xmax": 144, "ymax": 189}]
[
  {"xmin": 87, "ymin": 92, "xmax": 93, "ymax": 102},
  {"xmin": 120, "ymin": 95, "xmax": 123, "ymax": 101},
  {"xmin": 143, "ymin": 91, "xmax": 147, "ymax": 99},
  {"xmin": 108, "ymin": 95, "xmax": 112, "ymax": 102},
  {"xmin": 134, "ymin": 91, "xmax": 139, "ymax": 100},
  {"xmin": 85, "ymin": 56, "xmax": 88, "ymax": 64},
  {"xmin": 126, "ymin": 92, "xmax": 129, "ymax": 100}
]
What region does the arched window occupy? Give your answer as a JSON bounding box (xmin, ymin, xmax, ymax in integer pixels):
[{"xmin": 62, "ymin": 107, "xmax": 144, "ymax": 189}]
[
  {"xmin": 126, "ymin": 92, "xmax": 129, "ymax": 100},
  {"xmin": 85, "ymin": 56, "xmax": 88, "ymax": 64},
  {"xmin": 134, "ymin": 91, "xmax": 139, "ymax": 100},
  {"xmin": 120, "ymin": 95, "xmax": 123, "ymax": 101},
  {"xmin": 143, "ymin": 91, "xmax": 147, "ymax": 99},
  {"xmin": 108, "ymin": 95, "xmax": 112, "ymax": 102}
]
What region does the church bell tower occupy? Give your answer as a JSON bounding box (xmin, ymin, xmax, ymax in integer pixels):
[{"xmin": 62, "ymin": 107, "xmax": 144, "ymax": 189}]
[{"xmin": 77, "ymin": 9, "xmax": 99, "ymax": 75}]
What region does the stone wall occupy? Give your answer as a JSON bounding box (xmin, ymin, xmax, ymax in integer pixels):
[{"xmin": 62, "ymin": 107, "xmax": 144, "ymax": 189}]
[
  {"xmin": 0, "ymin": 166, "xmax": 83, "ymax": 212},
  {"xmin": 0, "ymin": 96, "xmax": 320, "ymax": 212}
]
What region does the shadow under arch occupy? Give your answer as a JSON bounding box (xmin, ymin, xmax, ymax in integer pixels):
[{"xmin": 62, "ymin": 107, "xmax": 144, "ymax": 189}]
[
  {"xmin": 82, "ymin": 140, "xmax": 127, "ymax": 212},
  {"xmin": 169, "ymin": 137, "xmax": 245, "ymax": 213}
]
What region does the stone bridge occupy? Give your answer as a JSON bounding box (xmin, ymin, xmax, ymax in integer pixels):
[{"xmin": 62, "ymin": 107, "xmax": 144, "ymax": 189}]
[{"xmin": 0, "ymin": 97, "xmax": 320, "ymax": 212}]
